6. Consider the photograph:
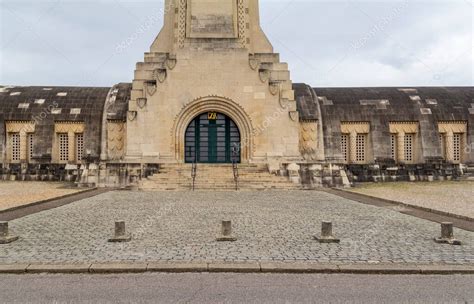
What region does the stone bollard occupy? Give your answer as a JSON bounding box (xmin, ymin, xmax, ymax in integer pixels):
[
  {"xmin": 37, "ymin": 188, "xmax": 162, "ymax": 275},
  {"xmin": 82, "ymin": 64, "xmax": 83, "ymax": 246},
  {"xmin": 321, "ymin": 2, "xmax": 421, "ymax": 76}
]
[
  {"xmin": 314, "ymin": 221, "xmax": 340, "ymax": 243},
  {"xmin": 216, "ymin": 220, "xmax": 237, "ymax": 242},
  {"xmin": 108, "ymin": 221, "xmax": 132, "ymax": 243},
  {"xmin": 434, "ymin": 222, "xmax": 461, "ymax": 245},
  {"xmin": 0, "ymin": 222, "xmax": 19, "ymax": 244}
]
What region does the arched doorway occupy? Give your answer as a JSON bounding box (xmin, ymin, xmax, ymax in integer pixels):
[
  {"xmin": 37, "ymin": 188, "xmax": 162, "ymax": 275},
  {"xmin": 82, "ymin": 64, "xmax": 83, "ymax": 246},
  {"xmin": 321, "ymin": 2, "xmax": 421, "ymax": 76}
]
[{"xmin": 185, "ymin": 112, "xmax": 241, "ymax": 163}]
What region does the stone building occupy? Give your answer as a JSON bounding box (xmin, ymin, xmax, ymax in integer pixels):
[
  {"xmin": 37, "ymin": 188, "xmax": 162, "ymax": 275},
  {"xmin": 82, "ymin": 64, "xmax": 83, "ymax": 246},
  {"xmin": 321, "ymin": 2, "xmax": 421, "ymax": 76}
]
[{"xmin": 1, "ymin": 0, "xmax": 473, "ymax": 189}]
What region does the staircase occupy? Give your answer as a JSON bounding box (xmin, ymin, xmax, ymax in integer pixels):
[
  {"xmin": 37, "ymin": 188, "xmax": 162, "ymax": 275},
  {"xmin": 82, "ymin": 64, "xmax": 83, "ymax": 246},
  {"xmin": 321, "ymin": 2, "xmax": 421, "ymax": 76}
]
[{"xmin": 139, "ymin": 164, "xmax": 301, "ymax": 191}]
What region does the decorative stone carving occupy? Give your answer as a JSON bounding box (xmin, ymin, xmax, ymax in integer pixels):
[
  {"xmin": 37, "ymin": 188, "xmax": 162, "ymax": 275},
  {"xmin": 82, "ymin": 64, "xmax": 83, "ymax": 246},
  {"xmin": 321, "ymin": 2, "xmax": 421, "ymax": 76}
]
[
  {"xmin": 127, "ymin": 111, "xmax": 137, "ymax": 122},
  {"xmin": 5, "ymin": 121, "xmax": 35, "ymax": 133},
  {"xmin": 137, "ymin": 98, "xmax": 147, "ymax": 109},
  {"xmin": 279, "ymin": 98, "xmax": 289, "ymax": 109},
  {"xmin": 154, "ymin": 69, "xmax": 167, "ymax": 83},
  {"xmin": 237, "ymin": 0, "xmax": 247, "ymax": 47},
  {"xmin": 289, "ymin": 111, "xmax": 299, "ymax": 122},
  {"xmin": 107, "ymin": 121, "xmax": 126, "ymax": 160},
  {"xmin": 177, "ymin": 0, "xmax": 187, "ymax": 49},
  {"xmin": 341, "ymin": 122, "xmax": 371, "ymax": 134},
  {"xmin": 146, "ymin": 82, "xmax": 157, "ymax": 96},
  {"xmin": 299, "ymin": 120, "xmax": 318, "ymax": 160},
  {"xmin": 166, "ymin": 56, "xmax": 177, "ymax": 70},
  {"xmin": 438, "ymin": 121, "xmax": 467, "ymax": 134},
  {"xmin": 389, "ymin": 122, "xmax": 418, "ymax": 134},
  {"xmin": 249, "ymin": 57, "xmax": 260, "ymax": 71},
  {"xmin": 54, "ymin": 122, "xmax": 85, "ymax": 134},
  {"xmin": 259, "ymin": 69, "xmax": 270, "ymax": 83},
  {"xmin": 269, "ymin": 82, "xmax": 279, "ymax": 96}
]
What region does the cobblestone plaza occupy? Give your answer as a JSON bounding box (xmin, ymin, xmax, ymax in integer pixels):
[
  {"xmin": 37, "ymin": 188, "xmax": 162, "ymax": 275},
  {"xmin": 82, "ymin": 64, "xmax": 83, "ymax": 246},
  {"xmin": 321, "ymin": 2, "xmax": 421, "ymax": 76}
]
[{"xmin": 1, "ymin": 191, "xmax": 472, "ymax": 265}]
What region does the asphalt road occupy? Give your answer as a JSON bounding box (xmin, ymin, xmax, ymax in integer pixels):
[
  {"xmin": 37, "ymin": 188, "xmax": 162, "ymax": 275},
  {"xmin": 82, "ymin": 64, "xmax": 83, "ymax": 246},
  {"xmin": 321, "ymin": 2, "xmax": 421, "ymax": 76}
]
[{"xmin": 0, "ymin": 273, "xmax": 473, "ymax": 303}]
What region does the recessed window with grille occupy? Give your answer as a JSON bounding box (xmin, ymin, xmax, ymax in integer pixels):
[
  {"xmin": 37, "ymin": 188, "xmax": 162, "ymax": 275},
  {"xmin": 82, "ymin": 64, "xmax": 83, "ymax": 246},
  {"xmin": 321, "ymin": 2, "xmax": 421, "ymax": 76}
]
[
  {"xmin": 439, "ymin": 134, "xmax": 446, "ymax": 160},
  {"xmin": 59, "ymin": 133, "xmax": 69, "ymax": 162},
  {"xmin": 10, "ymin": 133, "xmax": 21, "ymax": 162},
  {"xmin": 391, "ymin": 134, "xmax": 397, "ymax": 160},
  {"xmin": 76, "ymin": 133, "xmax": 84, "ymax": 162},
  {"xmin": 341, "ymin": 134, "xmax": 348, "ymax": 163},
  {"xmin": 355, "ymin": 134, "xmax": 366, "ymax": 162},
  {"xmin": 453, "ymin": 133, "xmax": 462, "ymax": 163},
  {"xmin": 404, "ymin": 134, "xmax": 414, "ymax": 162},
  {"xmin": 28, "ymin": 133, "xmax": 34, "ymax": 162}
]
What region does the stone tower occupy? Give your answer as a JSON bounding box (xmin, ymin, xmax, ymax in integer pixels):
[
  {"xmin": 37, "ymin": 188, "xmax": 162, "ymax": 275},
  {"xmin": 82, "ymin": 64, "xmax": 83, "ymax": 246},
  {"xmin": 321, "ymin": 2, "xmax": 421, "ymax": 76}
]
[{"xmin": 126, "ymin": 0, "xmax": 301, "ymax": 166}]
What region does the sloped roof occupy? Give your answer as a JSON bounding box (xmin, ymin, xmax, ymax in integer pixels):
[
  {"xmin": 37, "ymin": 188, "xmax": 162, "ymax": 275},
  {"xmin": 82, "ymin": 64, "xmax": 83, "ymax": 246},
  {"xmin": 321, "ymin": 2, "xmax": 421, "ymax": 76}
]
[
  {"xmin": 0, "ymin": 83, "xmax": 131, "ymax": 121},
  {"xmin": 293, "ymin": 85, "xmax": 474, "ymax": 121}
]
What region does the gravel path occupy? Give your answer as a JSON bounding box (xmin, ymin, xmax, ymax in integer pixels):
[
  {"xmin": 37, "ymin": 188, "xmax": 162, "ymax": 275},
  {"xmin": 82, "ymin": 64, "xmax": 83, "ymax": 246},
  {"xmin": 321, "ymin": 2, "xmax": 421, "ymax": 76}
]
[
  {"xmin": 0, "ymin": 182, "xmax": 81, "ymax": 211},
  {"xmin": 1, "ymin": 190, "xmax": 473, "ymax": 265},
  {"xmin": 349, "ymin": 181, "xmax": 474, "ymax": 219}
]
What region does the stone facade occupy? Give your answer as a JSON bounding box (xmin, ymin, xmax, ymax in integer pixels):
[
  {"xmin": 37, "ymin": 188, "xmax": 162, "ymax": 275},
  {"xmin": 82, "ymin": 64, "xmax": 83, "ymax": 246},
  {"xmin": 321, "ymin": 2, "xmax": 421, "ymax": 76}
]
[
  {"xmin": 0, "ymin": 0, "xmax": 473, "ymax": 188},
  {"xmin": 126, "ymin": 0, "xmax": 300, "ymax": 165}
]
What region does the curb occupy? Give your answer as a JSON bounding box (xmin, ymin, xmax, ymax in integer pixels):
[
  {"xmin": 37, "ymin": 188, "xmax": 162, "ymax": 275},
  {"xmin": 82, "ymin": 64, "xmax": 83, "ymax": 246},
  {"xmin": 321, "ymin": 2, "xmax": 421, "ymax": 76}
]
[
  {"xmin": 0, "ymin": 187, "xmax": 98, "ymax": 214},
  {"xmin": 1, "ymin": 262, "xmax": 473, "ymax": 275},
  {"xmin": 329, "ymin": 188, "xmax": 474, "ymax": 223}
]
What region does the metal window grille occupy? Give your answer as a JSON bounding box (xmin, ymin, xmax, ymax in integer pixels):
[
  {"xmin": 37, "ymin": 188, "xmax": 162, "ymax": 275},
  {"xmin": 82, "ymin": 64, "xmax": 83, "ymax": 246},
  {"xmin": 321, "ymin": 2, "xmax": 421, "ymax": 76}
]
[
  {"xmin": 404, "ymin": 134, "xmax": 414, "ymax": 162},
  {"xmin": 76, "ymin": 133, "xmax": 84, "ymax": 162},
  {"xmin": 453, "ymin": 133, "xmax": 462, "ymax": 163},
  {"xmin": 391, "ymin": 134, "xmax": 397, "ymax": 160},
  {"xmin": 341, "ymin": 134, "xmax": 348, "ymax": 163},
  {"xmin": 356, "ymin": 134, "xmax": 366, "ymax": 162},
  {"xmin": 10, "ymin": 133, "xmax": 20, "ymax": 162},
  {"xmin": 28, "ymin": 133, "xmax": 34, "ymax": 162},
  {"xmin": 59, "ymin": 133, "xmax": 69, "ymax": 162}
]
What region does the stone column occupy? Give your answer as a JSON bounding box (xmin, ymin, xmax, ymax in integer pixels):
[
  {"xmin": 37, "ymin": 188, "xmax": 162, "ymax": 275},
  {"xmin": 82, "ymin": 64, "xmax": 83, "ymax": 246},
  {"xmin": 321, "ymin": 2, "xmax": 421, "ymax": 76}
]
[
  {"xmin": 68, "ymin": 132, "xmax": 75, "ymax": 162},
  {"xmin": 397, "ymin": 132, "xmax": 405, "ymax": 163},
  {"xmin": 349, "ymin": 131, "xmax": 357, "ymax": 164},
  {"xmin": 19, "ymin": 131, "xmax": 28, "ymax": 162},
  {"xmin": 445, "ymin": 131, "xmax": 454, "ymax": 163}
]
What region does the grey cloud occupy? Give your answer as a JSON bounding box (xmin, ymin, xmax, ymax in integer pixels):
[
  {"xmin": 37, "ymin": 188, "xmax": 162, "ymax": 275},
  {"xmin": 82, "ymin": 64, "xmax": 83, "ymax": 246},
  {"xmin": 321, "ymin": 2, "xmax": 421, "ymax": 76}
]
[{"xmin": 0, "ymin": 0, "xmax": 472, "ymax": 87}]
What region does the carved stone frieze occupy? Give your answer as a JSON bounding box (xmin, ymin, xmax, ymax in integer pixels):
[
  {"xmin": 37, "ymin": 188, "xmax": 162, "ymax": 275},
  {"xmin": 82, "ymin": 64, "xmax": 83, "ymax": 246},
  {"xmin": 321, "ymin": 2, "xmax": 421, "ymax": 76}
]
[{"xmin": 127, "ymin": 111, "xmax": 137, "ymax": 122}]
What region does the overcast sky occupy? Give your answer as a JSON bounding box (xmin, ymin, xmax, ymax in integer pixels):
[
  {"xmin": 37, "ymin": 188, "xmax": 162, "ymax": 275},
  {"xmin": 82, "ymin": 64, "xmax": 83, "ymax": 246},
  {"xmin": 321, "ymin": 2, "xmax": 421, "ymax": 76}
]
[{"xmin": 0, "ymin": 0, "xmax": 472, "ymax": 87}]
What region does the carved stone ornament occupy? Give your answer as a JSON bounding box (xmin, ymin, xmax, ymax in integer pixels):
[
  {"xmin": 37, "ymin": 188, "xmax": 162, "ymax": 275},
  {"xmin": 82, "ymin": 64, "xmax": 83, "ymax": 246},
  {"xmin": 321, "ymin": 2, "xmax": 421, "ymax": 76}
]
[
  {"xmin": 289, "ymin": 111, "xmax": 299, "ymax": 122},
  {"xmin": 269, "ymin": 82, "xmax": 279, "ymax": 96},
  {"xmin": 249, "ymin": 58, "xmax": 260, "ymax": 71},
  {"xmin": 279, "ymin": 98, "xmax": 289, "ymax": 109},
  {"xmin": 137, "ymin": 98, "xmax": 147, "ymax": 109},
  {"xmin": 153, "ymin": 69, "xmax": 167, "ymax": 83},
  {"xmin": 127, "ymin": 111, "xmax": 137, "ymax": 121},
  {"xmin": 166, "ymin": 57, "xmax": 177, "ymax": 70},
  {"xmin": 146, "ymin": 83, "xmax": 157, "ymax": 96},
  {"xmin": 259, "ymin": 69, "xmax": 270, "ymax": 83}
]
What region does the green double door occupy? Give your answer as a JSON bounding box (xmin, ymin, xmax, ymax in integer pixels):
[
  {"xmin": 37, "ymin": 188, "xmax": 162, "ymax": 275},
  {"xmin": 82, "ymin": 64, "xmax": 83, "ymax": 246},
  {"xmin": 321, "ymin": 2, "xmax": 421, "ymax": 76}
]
[{"xmin": 185, "ymin": 112, "xmax": 240, "ymax": 163}]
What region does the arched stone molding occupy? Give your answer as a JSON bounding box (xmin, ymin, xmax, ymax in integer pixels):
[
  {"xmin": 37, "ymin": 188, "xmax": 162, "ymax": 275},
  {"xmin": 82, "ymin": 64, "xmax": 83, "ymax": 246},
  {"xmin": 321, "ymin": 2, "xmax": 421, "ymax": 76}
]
[{"xmin": 172, "ymin": 96, "xmax": 254, "ymax": 163}]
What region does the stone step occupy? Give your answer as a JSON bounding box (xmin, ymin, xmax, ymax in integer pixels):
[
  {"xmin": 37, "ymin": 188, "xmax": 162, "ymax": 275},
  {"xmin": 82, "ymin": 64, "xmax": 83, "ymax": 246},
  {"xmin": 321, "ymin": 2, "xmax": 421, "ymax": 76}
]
[{"xmin": 139, "ymin": 163, "xmax": 298, "ymax": 191}]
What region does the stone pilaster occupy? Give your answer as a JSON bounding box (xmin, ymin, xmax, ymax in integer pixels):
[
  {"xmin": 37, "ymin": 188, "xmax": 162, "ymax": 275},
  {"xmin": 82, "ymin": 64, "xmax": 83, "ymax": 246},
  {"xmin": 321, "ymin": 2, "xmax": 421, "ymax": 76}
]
[
  {"xmin": 445, "ymin": 131, "xmax": 454, "ymax": 163},
  {"xmin": 349, "ymin": 131, "xmax": 357, "ymax": 164},
  {"xmin": 397, "ymin": 132, "xmax": 405, "ymax": 163}
]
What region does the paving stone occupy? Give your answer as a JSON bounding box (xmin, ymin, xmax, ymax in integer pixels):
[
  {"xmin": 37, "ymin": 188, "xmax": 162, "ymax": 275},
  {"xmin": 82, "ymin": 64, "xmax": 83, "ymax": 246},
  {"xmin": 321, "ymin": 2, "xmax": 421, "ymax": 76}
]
[{"xmin": 0, "ymin": 191, "xmax": 473, "ymax": 266}]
